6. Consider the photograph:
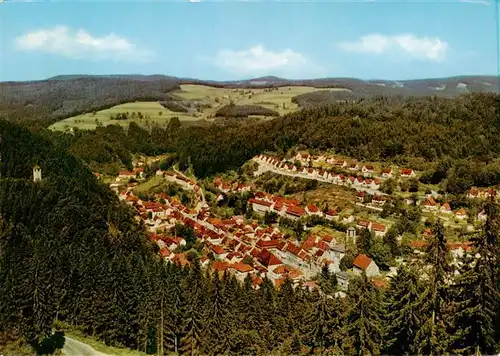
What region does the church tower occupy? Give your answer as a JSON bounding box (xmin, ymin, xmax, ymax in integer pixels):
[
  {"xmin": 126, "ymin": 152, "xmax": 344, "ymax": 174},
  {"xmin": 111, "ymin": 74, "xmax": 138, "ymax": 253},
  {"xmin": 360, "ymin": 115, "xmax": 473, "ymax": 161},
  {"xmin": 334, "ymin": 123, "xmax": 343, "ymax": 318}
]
[{"xmin": 33, "ymin": 164, "xmax": 42, "ymax": 182}]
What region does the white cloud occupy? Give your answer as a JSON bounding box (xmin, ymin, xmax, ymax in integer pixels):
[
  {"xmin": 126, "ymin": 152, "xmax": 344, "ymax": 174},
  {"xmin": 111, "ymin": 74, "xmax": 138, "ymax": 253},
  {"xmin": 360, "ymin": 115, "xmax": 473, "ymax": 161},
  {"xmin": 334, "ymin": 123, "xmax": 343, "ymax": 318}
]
[
  {"xmin": 339, "ymin": 33, "xmax": 449, "ymax": 62},
  {"xmin": 189, "ymin": 0, "xmax": 202, "ymax": 3},
  {"xmin": 15, "ymin": 26, "xmax": 154, "ymax": 62},
  {"xmin": 213, "ymin": 45, "xmax": 313, "ymax": 76}
]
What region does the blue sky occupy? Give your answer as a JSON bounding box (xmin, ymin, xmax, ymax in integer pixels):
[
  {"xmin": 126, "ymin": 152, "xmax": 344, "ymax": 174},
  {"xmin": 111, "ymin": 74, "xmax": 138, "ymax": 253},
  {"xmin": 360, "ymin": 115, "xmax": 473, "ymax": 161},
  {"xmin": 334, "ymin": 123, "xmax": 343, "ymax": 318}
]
[{"xmin": 1, "ymin": 0, "xmax": 498, "ymax": 81}]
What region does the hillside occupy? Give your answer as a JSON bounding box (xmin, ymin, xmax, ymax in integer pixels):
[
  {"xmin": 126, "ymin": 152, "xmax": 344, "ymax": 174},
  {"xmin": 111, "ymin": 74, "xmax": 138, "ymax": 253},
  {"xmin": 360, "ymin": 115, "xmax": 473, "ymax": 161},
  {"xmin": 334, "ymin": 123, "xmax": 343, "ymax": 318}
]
[
  {"xmin": 1, "ymin": 74, "xmax": 498, "ymax": 129},
  {"xmin": 0, "ymin": 77, "xmax": 180, "ymax": 127}
]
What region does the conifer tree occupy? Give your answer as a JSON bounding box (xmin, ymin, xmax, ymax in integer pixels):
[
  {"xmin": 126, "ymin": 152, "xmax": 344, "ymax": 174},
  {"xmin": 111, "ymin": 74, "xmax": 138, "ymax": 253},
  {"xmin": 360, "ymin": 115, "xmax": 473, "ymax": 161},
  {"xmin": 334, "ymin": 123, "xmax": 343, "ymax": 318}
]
[
  {"xmin": 180, "ymin": 261, "xmax": 204, "ymax": 356},
  {"xmin": 383, "ymin": 264, "xmax": 422, "ymax": 355},
  {"xmin": 448, "ymin": 201, "xmax": 499, "ymax": 355},
  {"xmin": 344, "ymin": 273, "xmax": 383, "ymax": 356},
  {"xmin": 414, "ymin": 221, "xmax": 453, "ymax": 355},
  {"xmin": 303, "ymin": 290, "xmax": 342, "ymax": 353}
]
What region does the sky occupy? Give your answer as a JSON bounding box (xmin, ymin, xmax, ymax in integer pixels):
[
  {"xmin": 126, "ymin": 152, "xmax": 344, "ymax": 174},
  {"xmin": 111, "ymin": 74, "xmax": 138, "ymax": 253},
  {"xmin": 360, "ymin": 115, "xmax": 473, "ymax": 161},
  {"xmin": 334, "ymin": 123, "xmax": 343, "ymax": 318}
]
[{"xmin": 1, "ymin": 0, "xmax": 499, "ymax": 81}]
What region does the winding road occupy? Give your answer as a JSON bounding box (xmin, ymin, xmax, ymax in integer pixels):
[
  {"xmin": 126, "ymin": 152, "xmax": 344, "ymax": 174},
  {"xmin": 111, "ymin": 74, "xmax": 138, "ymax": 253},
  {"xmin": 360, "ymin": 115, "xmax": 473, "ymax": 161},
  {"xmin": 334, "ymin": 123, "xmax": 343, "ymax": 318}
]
[{"xmin": 62, "ymin": 336, "xmax": 110, "ymax": 356}]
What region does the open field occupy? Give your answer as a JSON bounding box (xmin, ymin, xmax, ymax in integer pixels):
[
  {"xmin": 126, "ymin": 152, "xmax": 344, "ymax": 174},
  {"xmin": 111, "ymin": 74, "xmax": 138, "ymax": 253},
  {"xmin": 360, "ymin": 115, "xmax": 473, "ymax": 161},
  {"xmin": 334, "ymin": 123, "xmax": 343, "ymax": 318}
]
[
  {"xmin": 50, "ymin": 84, "xmax": 350, "ymax": 131},
  {"xmin": 289, "ymin": 184, "xmax": 357, "ymax": 210},
  {"xmin": 49, "ymin": 101, "xmax": 200, "ymax": 131}
]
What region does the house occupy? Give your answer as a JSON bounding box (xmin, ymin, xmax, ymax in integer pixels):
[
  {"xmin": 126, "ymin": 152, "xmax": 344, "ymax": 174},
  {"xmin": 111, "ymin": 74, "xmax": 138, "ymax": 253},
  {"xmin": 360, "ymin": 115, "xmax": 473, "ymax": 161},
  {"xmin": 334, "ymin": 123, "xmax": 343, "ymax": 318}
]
[
  {"xmin": 400, "ymin": 168, "xmax": 416, "ymax": 178},
  {"xmin": 248, "ymin": 198, "xmax": 272, "ymax": 214},
  {"xmin": 305, "ymin": 204, "xmax": 322, "ymax": 216},
  {"xmin": 348, "ymin": 163, "xmax": 360, "ymax": 171},
  {"xmin": 325, "ymin": 209, "xmax": 339, "ymax": 221},
  {"xmin": 423, "ymin": 196, "xmax": 438, "ymax": 211},
  {"xmin": 356, "ymin": 191, "xmax": 365, "ymax": 202},
  {"xmin": 467, "ymin": 188, "xmax": 479, "ymax": 199},
  {"xmin": 380, "ymin": 168, "xmax": 393, "ymax": 178},
  {"xmin": 371, "ymin": 223, "xmax": 387, "ymax": 237},
  {"xmin": 117, "ymin": 170, "xmax": 135, "ymax": 181},
  {"xmin": 285, "ymin": 205, "xmax": 305, "ymax": 220},
  {"xmin": 230, "ymin": 263, "xmax": 254, "ymax": 280},
  {"xmin": 352, "ymin": 254, "xmax": 380, "ymax": 277},
  {"xmin": 356, "ymin": 219, "xmax": 372, "ymax": 230},
  {"xmin": 372, "ymin": 195, "xmax": 387, "ymax": 206},
  {"xmin": 361, "ymin": 165, "xmax": 375, "ymax": 176},
  {"xmin": 440, "ymin": 202, "xmax": 452, "ymax": 214},
  {"xmin": 455, "ymin": 208, "xmax": 468, "ymax": 220}
]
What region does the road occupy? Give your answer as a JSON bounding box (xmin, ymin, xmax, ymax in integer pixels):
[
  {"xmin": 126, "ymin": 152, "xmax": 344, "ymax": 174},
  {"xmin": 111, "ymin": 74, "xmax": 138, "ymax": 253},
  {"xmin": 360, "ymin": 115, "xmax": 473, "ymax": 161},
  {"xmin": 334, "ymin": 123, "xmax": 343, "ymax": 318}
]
[{"xmin": 62, "ymin": 336, "xmax": 110, "ymax": 356}]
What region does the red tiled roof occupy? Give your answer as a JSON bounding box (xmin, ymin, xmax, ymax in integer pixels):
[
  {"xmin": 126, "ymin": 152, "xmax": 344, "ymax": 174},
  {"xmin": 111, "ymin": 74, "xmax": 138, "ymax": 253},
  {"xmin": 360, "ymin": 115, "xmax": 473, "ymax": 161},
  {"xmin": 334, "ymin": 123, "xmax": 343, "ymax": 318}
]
[
  {"xmin": 231, "ymin": 263, "xmax": 254, "ymax": 273},
  {"xmin": 286, "ymin": 205, "xmax": 305, "ymax": 217},
  {"xmin": 456, "ymin": 208, "xmax": 467, "ymax": 216},
  {"xmin": 371, "ymin": 223, "xmax": 386, "ymax": 232},
  {"xmin": 212, "ymin": 261, "xmax": 230, "ymax": 271},
  {"xmin": 326, "ymin": 210, "xmax": 338, "ymax": 216},
  {"xmin": 248, "ymin": 198, "xmax": 273, "ymax": 207},
  {"xmin": 441, "ymin": 202, "xmax": 451, "ymax": 211},
  {"xmin": 401, "ymin": 168, "xmax": 414, "ymax": 175},
  {"xmin": 353, "ymin": 254, "xmax": 373, "ymax": 270},
  {"xmin": 306, "ymin": 204, "xmax": 319, "ymax": 213}
]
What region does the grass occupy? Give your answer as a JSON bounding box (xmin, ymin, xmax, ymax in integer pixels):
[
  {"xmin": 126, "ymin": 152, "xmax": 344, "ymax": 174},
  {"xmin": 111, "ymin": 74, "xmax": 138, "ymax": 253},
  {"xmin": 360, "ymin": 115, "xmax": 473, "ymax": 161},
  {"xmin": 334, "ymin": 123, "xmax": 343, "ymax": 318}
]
[
  {"xmin": 50, "ymin": 84, "xmax": 350, "ymax": 131},
  {"xmin": 134, "ymin": 175, "xmax": 164, "ymax": 194},
  {"xmin": 64, "ymin": 333, "xmax": 147, "ymax": 356},
  {"xmin": 53, "ymin": 321, "xmax": 147, "ymax": 356},
  {"xmin": 289, "ymin": 184, "xmax": 356, "ymax": 210},
  {"xmin": 50, "ymin": 101, "xmax": 200, "ymax": 131}
]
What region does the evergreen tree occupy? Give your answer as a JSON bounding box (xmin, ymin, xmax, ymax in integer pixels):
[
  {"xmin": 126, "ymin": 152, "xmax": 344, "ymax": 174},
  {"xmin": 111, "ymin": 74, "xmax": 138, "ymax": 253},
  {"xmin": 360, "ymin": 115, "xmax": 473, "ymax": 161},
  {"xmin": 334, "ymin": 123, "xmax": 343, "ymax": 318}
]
[
  {"xmin": 414, "ymin": 221, "xmax": 453, "ymax": 355},
  {"xmin": 303, "ymin": 290, "xmax": 342, "ymax": 353},
  {"xmin": 383, "ymin": 265, "xmax": 422, "ymax": 355},
  {"xmin": 345, "ymin": 273, "xmax": 383, "ymax": 355},
  {"xmin": 449, "ymin": 201, "xmax": 500, "ymax": 355}
]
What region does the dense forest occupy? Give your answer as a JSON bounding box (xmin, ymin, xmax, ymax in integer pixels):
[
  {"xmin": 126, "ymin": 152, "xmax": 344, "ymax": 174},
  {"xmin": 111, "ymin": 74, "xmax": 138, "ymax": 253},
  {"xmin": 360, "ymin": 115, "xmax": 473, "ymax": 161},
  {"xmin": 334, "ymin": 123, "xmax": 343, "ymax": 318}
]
[
  {"xmin": 38, "ymin": 92, "xmax": 500, "ymax": 194},
  {"xmin": 215, "ymin": 104, "xmax": 280, "ymax": 118},
  {"xmin": 0, "ymin": 121, "xmax": 499, "ymax": 355}
]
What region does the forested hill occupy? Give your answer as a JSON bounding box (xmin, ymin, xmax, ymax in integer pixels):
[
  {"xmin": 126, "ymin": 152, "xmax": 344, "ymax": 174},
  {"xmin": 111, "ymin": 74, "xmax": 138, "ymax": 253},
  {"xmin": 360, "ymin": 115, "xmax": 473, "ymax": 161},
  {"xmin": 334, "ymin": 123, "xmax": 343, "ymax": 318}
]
[
  {"xmin": 176, "ymin": 93, "xmax": 500, "ymax": 180},
  {"xmin": 0, "ymin": 119, "xmax": 159, "ymax": 353},
  {"xmin": 0, "ymin": 77, "xmax": 180, "ymax": 128}
]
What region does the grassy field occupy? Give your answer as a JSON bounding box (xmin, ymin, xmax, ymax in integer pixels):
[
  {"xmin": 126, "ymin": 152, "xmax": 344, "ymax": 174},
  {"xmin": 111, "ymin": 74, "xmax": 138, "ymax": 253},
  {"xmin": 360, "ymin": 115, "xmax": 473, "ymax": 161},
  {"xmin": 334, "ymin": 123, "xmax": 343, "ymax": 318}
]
[
  {"xmin": 50, "ymin": 101, "xmax": 200, "ymax": 131},
  {"xmin": 50, "ymin": 84, "xmax": 350, "ymax": 131},
  {"xmin": 290, "ymin": 184, "xmax": 356, "ymax": 210}
]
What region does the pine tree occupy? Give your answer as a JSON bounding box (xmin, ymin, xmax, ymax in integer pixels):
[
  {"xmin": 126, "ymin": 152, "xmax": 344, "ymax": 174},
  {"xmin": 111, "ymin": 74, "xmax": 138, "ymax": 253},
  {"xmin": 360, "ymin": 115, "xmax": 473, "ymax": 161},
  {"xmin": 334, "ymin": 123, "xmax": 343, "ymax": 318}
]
[
  {"xmin": 414, "ymin": 221, "xmax": 452, "ymax": 355},
  {"xmin": 448, "ymin": 201, "xmax": 500, "ymax": 355},
  {"xmin": 303, "ymin": 290, "xmax": 342, "ymax": 353},
  {"xmin": 180, "ymin": 261, "xmax": 204, "ymax": 356},
  {"xmin": 345, "ymin": 273, "xmax": 383, "ymax": 356},
  {"xmin": 383, "ymin": 265, "xmax": 422, "ymax": 354}
]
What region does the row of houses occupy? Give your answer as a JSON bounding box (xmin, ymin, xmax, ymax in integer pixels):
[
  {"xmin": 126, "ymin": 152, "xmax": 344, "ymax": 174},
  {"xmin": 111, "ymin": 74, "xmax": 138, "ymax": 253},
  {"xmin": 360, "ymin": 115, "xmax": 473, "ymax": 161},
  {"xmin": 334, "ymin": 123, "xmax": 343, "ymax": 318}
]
[
  {"xmin": 248, "ymin": 191, "xmax": 339, "ymax": 221},
  {"xmin": 466, "ymin": 187, "xmax": 500, "ymax": 200},
  {"xmin": 292, "ymin": 152, "xmax": 416, "ymax": 178},
  {"xmin": 254, "ymin": 155, "xmax": 383, "ymax": 191},
  {"xmin": 214, "ymin": 177, "xmax": 253, "ymax": 194},
  {"xmin": 422, "ymin": 197, "xmax": 472, "ymax": 220}
]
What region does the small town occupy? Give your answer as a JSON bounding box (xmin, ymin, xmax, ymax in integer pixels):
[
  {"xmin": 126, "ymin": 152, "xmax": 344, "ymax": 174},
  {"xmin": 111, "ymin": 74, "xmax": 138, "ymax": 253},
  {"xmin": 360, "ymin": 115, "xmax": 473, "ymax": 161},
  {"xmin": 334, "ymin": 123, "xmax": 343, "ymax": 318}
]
[{"xmin": 97, "ymin": 149, "xmax": 496, "ymax": 295}]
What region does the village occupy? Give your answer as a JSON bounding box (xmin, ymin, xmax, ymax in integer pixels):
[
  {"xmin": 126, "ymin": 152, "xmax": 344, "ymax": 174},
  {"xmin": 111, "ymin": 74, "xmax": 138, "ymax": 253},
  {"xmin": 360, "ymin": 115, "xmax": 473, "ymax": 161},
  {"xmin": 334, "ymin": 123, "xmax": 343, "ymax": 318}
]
[{"xmin": 98, "ymin": 150, "xmax": 499, "ymax": 295}]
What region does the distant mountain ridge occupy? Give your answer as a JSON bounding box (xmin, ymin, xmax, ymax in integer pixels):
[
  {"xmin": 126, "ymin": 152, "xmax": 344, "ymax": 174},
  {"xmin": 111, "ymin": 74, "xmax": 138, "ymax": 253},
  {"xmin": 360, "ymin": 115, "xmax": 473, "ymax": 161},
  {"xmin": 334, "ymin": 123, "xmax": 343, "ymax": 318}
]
[
  {"xmin": 45, "ymin": 73, "xmax": 499, "ymax": 96},
  {"xmin": 1, "ymin": 74, "xmax": 498, "ymax": 127}
]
